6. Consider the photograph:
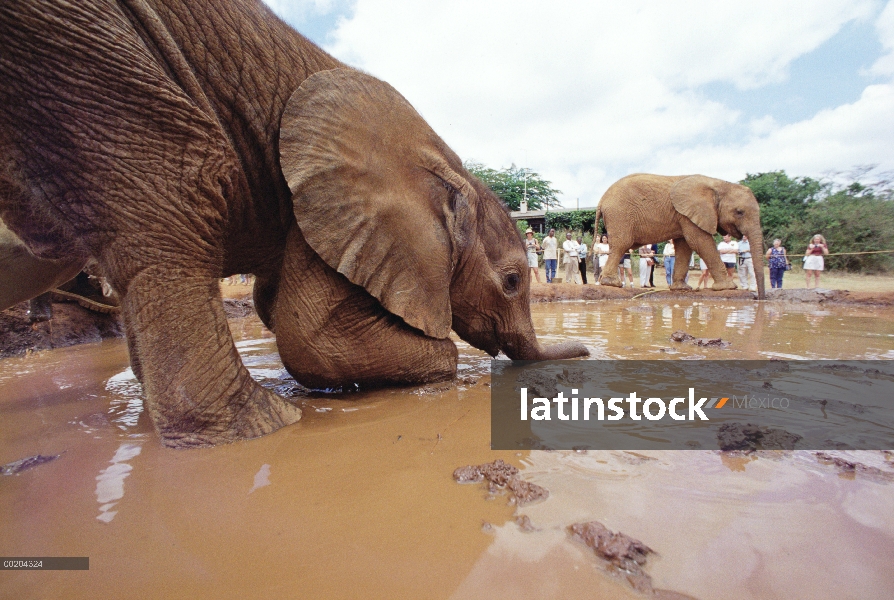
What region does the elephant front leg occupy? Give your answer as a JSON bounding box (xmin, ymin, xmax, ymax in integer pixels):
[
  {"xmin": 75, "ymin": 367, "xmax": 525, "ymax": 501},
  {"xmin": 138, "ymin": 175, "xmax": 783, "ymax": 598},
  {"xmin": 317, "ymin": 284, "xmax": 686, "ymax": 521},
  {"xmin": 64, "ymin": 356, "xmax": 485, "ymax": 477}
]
[
  {"xmin": 121, "ymin": 265, "xmax": 301, "ymax": 448},
  {"xmin": 597, "ymin": 249, "xmax": 626, "ymax": 288},
  {"xmin": 669, "ymin": 237, "xmax": 693, "ymax": 291},
  {"xmin": 273, "ymin": 227, "xmax": 457, "ymax": 388},
  {"xmin": 680, "ymin": 221, "xmax": 736, "ymax": 291}
]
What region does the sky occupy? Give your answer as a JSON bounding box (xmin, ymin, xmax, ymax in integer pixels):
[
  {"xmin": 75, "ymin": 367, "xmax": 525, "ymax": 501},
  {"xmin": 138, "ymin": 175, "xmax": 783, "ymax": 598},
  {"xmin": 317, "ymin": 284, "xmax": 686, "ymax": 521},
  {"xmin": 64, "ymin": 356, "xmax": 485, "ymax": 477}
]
[{"xmin": 264, "ymin": 0, "xmax": 894, "ymax": 208}]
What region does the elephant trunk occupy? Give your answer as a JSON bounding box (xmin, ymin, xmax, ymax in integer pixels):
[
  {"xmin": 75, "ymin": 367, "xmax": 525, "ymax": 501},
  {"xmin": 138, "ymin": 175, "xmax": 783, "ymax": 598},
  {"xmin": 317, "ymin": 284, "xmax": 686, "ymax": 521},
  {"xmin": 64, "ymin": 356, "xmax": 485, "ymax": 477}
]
[
  {"xmin": 747, "ymin": 228, "xmax": 766, "ymax": 299},
  {"xmin": 497, "ymin": 320, "xmax": 589, "ymax": 361}
]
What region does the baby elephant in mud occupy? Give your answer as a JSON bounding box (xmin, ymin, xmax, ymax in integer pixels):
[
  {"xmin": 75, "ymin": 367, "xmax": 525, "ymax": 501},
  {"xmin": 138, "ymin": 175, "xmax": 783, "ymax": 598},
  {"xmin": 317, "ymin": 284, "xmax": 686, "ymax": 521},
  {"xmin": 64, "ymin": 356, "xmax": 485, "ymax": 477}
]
[
  {"xmin": 0, "ymin": 0, "xmax": 588, "ymax": 448},
  {"xmin": 595, "ymin": 174, "xmax": 765, "ymax": 298}
]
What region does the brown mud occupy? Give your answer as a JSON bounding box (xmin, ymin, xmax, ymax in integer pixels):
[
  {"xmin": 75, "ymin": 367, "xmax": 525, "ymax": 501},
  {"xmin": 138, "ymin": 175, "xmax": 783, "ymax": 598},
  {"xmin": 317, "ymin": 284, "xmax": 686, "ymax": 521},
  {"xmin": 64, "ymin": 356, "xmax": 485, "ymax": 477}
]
[{"xmin": 2, "ymin": 297, "xmax": 894, "ymax": 598}]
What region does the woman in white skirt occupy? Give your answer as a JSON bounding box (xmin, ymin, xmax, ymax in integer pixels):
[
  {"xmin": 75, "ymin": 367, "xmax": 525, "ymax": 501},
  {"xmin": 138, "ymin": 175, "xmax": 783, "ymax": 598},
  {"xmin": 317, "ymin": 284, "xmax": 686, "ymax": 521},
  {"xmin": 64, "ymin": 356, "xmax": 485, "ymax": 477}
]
[
  {"xmin": 524, "ymin": 228, "xmax": 542, "ymax": 283},
  {"xmin": 594, "ymin": 235, "xmax": 609, "ymax": 282},
  {"xmin": 638, "ymin": 244, "xmax": 655, "ymax": 287},
  {"xmin": 803, "ymin": 234, "xmax": 829, "ymax": 289}
]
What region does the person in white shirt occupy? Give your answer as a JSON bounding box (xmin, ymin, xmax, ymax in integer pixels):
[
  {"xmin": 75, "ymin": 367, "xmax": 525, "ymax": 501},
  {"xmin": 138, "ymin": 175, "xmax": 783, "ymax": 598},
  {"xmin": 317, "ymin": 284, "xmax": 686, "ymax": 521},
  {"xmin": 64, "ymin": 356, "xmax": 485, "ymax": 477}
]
[
  {"xmin": 663, "ymin": 240, "xmax": 675, "ymax": 287},
  {"xmin": 576, "ymin": 236, "xmax": 588, "ymax": 284},
  {"xmin": 562, "ymin": 233, "xmax": 580, "ymax": 284},
  {"xmin": 717, "ymin": 234, "xmax": 738, "ymax": 279},
  {"xmin": 541, "ymin": 229, "xmax": 558, "ymax": 283}
]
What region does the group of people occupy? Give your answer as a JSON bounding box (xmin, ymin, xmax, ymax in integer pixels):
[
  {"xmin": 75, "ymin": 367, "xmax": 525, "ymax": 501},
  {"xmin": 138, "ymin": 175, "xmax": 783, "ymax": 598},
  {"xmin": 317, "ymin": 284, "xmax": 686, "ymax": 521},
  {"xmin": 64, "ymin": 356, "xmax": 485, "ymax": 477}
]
[
  {"xmin": 762, "ymin": 234, "xmax": 829, "ymax": 289},
  {"xmin": 525, "ymin": 228, "xmax": 591, "ymax": 284},
  {"xmin": 524, "ymin": 228, "xmax": 831, "ymax": 290}
]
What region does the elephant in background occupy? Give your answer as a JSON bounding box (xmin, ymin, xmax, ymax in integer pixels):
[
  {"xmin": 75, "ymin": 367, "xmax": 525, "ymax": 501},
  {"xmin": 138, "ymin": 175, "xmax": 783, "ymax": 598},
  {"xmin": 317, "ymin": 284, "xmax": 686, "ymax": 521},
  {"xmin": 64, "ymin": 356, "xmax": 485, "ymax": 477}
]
[
  {"xmin": 0, "ymin": 0, "xmax": 587, "ymax": 448},
  {"xmin": 595, "ymin": 174, "xmax": 765, "ymax": 299}
]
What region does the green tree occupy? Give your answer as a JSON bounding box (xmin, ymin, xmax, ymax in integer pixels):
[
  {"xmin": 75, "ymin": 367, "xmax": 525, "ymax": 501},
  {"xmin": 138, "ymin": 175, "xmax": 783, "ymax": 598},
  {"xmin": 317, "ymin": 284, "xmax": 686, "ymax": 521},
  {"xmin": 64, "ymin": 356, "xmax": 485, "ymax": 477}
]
[
  {"xmin": 784, "ymin": 182, "xmax": 894, "ymax": 273},
  {"xmin": 740, "ymin": 170, "xmax": 823, "ymax": 248},
  {"xmin": 464, "ymin": 161, "xmax": 561, "ymax": 211},
  {"xmin": 545, "ymin": 210, "xmax": 597, "ymax": 234}
]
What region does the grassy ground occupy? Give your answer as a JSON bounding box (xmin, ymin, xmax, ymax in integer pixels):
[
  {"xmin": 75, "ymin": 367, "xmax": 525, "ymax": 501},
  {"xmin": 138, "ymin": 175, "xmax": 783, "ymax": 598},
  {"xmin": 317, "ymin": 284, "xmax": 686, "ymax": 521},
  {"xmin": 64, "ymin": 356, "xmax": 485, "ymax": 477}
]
[{"xmin": 537, "ymin": 266, "xmax": 894, "ymax": 292}]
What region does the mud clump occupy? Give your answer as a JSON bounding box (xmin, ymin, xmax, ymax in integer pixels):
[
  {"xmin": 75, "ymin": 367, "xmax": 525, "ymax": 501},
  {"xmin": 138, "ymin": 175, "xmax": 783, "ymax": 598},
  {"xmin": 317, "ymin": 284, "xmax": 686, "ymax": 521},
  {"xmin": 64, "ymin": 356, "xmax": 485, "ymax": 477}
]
[
  {"xmin": 570, "ymin": 520, "xmax": 653, "ymax": 573},
  {"xmin": 222, "ymin": 297, "xmax": 255, "ymax": 318},
  {"xmin": 452, "ymin": 459, "xmax": 549, "ymax": 506},
  {"xmin": 670, "ymin": 330, "xmax": 730, "ymax": 348},
  {"xmin": 717, "ymin": 422, "xmax": 802, "ymax": 451},
  {"xmin": 516, "ymin": 369, "xmax": 559, "ymax": 400},
  {"xmin": 670, "ymin": 330, "xmax": 694, "ymax": 342},
  {"xmin": 0, "ymin": 301, "xmax": 123, "ymax": 359},
  {"xmin": 570, "ymin": 521, "xmax": 699, "ymax": 599},
  {"xmin": 815, "ymin": 452, "xmax": 894, "ymax": 483},
  {"xmin": 1, "ymin": 454, "xmax": 61, "ymax": 476}
]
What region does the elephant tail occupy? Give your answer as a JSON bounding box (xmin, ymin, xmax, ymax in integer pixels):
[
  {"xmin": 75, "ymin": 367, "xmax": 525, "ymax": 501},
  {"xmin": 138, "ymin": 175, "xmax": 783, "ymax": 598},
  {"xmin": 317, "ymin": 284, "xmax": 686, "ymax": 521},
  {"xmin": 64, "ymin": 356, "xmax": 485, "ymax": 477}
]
[{"xmin": 594, "ymin": 205, "xmax": 603, "ymax": 235}]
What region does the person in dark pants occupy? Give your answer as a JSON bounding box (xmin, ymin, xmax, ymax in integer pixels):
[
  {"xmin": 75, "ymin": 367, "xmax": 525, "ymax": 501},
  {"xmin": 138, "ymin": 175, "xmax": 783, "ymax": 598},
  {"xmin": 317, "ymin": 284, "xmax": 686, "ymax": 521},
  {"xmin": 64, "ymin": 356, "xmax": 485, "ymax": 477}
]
[
  {"xmin": 576, "ymin": 236, "xmax": 588, "ymax": 284},
  {"xmin": 765, "ymin": 238, "xmax": 789, "ymax": 289},
  {"xmin": 648, "ymin": 243, "xmax": 658, "ymax": 287}
]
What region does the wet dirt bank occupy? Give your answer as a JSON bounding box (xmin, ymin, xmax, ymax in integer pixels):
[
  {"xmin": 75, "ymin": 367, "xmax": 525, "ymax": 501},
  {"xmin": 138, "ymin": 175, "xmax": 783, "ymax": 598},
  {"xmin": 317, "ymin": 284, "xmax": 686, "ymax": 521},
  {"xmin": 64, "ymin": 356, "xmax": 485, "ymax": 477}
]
[
  {"xmin": 529, "ymin": 282, "xmax": 894, "ymax": 306},
  {"xmin": 0, "ymin": 300, "xmax": 122, "ymax": 359},
  {"xmin": 4, "ymin": 282, "xmax": 892, "ymax": 359}
]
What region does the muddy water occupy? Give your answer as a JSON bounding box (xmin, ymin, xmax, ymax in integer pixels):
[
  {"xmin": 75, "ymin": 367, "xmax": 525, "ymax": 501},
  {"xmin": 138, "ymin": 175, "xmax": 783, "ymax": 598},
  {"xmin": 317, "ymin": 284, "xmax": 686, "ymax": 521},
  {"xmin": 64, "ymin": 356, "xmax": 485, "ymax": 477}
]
[{"xmin": 1, "ymin": 300, "xmax": 893, "ymax": 599}]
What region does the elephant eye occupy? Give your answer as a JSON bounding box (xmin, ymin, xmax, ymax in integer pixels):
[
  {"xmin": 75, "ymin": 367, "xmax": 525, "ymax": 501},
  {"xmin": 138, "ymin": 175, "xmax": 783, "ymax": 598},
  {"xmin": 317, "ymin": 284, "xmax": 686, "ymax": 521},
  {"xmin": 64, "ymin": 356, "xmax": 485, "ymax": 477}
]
[
  {"xmin": 505, "ymin": 272, "xmax": 520, "ymax": 292},
  {"xmin": 736, "ymin": 208, "xmax": 745, "ymax": 216}
]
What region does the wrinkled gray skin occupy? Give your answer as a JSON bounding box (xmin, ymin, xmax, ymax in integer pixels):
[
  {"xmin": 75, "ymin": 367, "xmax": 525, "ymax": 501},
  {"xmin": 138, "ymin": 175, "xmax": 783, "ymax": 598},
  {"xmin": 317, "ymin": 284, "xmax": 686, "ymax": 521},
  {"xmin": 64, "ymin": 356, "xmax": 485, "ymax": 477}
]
[
  {"xmin": 595, "ymin": 174, "xmax": 765, "ymax": 299},
  {"xmin": 0, "ymin": 0, "xmax": 588, "ymax": 448}
]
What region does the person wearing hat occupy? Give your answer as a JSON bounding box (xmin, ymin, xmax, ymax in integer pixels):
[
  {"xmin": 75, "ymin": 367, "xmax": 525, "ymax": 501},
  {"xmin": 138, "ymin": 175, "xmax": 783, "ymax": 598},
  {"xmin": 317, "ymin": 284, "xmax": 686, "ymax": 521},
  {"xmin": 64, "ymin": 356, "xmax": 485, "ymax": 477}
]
[{"xmin": 524, "ymin": 228, "xmax": 542, "ymax": 283}]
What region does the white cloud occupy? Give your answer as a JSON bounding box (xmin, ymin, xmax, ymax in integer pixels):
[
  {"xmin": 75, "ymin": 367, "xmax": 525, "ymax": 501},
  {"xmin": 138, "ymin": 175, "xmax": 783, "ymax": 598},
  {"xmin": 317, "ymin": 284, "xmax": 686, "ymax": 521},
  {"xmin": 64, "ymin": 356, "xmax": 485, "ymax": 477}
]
[
  {"xmin": 305, "ymin": 0, "xmax": 891, "ymax": 205},
  {"xmin": 870, "ymin": 0, "xmax": 894, "ymax": 75},
  {"xmin": 650, "ymin": 83, "xmax": 894, "ymax": 180}
]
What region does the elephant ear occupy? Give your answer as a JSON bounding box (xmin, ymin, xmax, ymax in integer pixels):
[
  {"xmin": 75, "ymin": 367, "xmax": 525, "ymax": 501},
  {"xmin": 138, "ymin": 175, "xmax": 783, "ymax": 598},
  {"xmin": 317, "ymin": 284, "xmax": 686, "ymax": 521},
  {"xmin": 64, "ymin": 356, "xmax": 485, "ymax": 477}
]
[
  {"xmin": 278, "ymin": 68, "xmax": 474, "ymax": 339},
  {"xmin": 669, "ymin": 175, "xmax": 723, "ymax": 234}
]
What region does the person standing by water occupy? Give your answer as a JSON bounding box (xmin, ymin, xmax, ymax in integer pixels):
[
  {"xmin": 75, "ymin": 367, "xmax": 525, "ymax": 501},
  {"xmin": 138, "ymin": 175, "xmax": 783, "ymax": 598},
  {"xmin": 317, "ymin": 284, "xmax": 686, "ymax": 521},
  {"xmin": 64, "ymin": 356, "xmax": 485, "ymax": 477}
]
[
  {"xmin": 804, "ymin": 234, "xmax": 829, "ymax": 289},
  {"xmin": 562, "ymin": 232, "xmax": 580, "ymax": 284},
  {"xmin": 648, "ymin": 243, "xmax": 658, "ymax": 287},
  {"xmin": 595, "ymin": 235, "xmax": 610, "ymax": 283},
  {"xmin": 765, "ymin": 238, "xmax": 789, "ymax": 289},
  {"xmin": 619, "ymin": 248, "xmax": 635, "ymax": 288},
  {"xmin": 576, "ymin": 236, "xmax": 588, "ymax": 284},
  {"xmin": 524, "ymin": 228, "xmax": 542, "ymax": 284},
  {"xmin": 737, "ymin": 235, "xmax": 757, "ymax": 292},
  {"xmin": 663, "ymin": 240, "xmax": 675, "ymax": 287},
  {"xmin": 638, "ymin": 244, "xmax": 654, "ymax": 288},
  {"xmin": 717, "ymin": 234, "xmax": 738, "ymax": 280},
  {"xmin": 696, "ymin": 253, "xmax": 712, "ymax": 289},
  {"xmin": 542, "ymin": 229, "xmax": 558, "ymax": 283}
]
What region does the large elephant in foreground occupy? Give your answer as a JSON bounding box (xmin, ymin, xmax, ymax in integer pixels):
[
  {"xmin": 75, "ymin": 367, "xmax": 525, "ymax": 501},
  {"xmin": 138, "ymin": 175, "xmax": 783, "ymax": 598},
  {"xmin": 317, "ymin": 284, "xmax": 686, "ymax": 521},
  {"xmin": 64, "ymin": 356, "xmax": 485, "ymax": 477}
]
[
  {"xmin": 595, "ymin": 174, "xmax": 765, "ymax": 299},
  {"xmin": 0, "ymin": 0, "xmax": 588, "ymax": 448}
]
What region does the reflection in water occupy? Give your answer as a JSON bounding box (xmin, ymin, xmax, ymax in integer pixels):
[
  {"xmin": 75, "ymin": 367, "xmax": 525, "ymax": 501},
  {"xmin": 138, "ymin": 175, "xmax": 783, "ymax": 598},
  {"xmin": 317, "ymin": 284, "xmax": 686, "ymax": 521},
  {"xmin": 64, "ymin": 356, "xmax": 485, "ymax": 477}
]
[
  {"xmin": 249, "ymin": 464, "xmax": 272, "ymax": 494},
  {"xmin": 105, "ymin": 368, "xmax": 144, "ymax": 430},
  {"xmin": 96, "ymin": 443, "xmax": 142, "ymax": 523}
]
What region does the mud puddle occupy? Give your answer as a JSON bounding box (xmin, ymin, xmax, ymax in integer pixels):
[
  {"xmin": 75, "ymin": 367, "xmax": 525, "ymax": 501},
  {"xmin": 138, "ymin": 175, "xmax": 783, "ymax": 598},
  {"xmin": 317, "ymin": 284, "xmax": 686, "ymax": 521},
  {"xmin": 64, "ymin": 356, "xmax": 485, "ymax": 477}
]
[{"xmin": 1, "ymin": 301, "xmax": 893, "ymax": 599}]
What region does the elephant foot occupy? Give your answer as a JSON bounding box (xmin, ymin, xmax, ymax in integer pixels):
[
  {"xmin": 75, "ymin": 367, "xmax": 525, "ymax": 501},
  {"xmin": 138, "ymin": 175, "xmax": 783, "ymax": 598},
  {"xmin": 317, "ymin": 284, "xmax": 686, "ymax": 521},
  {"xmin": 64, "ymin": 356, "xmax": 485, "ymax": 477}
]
[
  {"xmin": 598, "ymin": 275, "xmax": 623, "ymax": 288},
  {"xmin": 669, "ymin": 282, "xmax": 693, "ymax": 291},
  {"xmin": 157, "ymin": 386, "xmax": 302, "ymax": 449},
  {"xmin": 711, "ymin": 281, "xmax": 738, "ymax": 291}
]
